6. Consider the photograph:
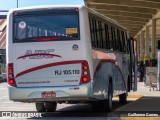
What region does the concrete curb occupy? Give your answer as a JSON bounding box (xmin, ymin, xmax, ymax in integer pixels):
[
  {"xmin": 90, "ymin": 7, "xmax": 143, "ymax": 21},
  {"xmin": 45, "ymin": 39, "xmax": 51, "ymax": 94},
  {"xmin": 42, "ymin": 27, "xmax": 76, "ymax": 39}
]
[
  {"xmin": 113, "ymin": 94, "xmax": 143, "ymax": 100},
  {"xmin": 127, "ymin": 94, "xmax": 143, "ymax": 99}
]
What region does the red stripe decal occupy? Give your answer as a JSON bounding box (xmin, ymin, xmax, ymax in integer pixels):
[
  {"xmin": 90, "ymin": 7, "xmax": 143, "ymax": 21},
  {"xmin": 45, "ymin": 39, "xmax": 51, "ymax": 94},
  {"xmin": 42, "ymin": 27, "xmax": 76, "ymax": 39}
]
[
  {"xmin": 17, "ymin": 53, "xmax": 62, "ymax": 59},
  {"xmin": 94, "ymin": 59, "xmax": 127, "ymax": 90},
  {"xmin": 15, "ymin": 60, "xmax": 85, "ymax": 78},
  {"xmin": 94, "ymin": 59, "xmax": 116, "ymax": 78}
]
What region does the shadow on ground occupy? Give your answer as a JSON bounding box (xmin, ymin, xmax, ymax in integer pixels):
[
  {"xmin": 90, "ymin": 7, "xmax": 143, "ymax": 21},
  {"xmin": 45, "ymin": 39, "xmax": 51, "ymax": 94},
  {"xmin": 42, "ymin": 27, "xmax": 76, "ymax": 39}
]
[{"xmin": 27, "ymin": 100, "xmax": 134, "ymax": 118}]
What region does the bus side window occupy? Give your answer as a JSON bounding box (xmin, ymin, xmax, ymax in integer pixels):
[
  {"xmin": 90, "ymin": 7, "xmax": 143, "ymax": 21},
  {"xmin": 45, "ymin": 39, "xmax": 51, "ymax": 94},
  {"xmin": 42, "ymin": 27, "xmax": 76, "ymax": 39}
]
[
  {"xmin": 108, "ymin": 26, "xmax": 113, "ymax": 50},
  {"xmin": 98, "ymin": 21, "xmax": 103, "ymax": 49},
  {"xmin": 111, "ymin": 26, "xmax": 117, "ymax": 51},
  {"xmin": 96, "ymin": 20, "xmax": 101, "ymax": 48},
  {"xmin": 123, "ymin": 32, "xmax": 128, "ymax": 53},
  {"xmin": 126, "ymin": 33, "xmax": 130, "ymax": 53},
  {"xmin": 117, "ymin": 29, "xmax": 122, "ymax": 52},
  {"xmin": 92, "ymin": 18, "xmax": 97, "ymax": 48},
  {"xmin": 92, "ymin": 19, "xmax": 97, "ymax": 48},
  {"xmin": 121, "ymin": 31, "xmax": 126, "ymax": 52},
  {"xmin": 125, "ymin": 32, "xmax": 129, "ymax": 53},
  {"xmin": 105, "ymin": 24, "xmax": 110, "ymax": 50},
  {"xmin": 101, "ymin": 23, "xmax": 106, "ymax": 49},
  {"xmin": 114, "ymin": 28, "xmax": 118, "ymax": 51},
  {"xmin": 89, "ymin": 17, "xmax": 95, "ymax": 48}
]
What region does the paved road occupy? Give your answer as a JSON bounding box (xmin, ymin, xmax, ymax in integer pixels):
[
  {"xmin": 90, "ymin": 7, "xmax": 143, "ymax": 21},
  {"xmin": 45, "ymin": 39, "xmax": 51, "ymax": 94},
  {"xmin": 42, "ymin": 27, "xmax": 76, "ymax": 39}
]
[
  {"xmin": 0, "ymin": 82, "xmax": 160, "ymax": 120},
  {"xmin": 0, "ymin": 82, "xmax": 135, "ymax": 119},
  {"xmin": 116, "ymin": 82, "xmax": 160, "ymax": 112}
]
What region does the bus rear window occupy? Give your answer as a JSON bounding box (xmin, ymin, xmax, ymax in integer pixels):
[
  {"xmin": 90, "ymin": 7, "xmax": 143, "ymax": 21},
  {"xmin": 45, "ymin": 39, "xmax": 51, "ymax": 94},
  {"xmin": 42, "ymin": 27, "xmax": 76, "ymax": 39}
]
[{"xmin": 13, "ymin": 14, "xmax": 80, "ymax": 42}]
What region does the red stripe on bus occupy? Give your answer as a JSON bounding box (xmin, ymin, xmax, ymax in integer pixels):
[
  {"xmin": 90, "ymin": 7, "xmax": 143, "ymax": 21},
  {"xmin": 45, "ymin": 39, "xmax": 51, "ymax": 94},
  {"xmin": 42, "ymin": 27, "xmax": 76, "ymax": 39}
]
[
  {"xmin": 94, "ymin": 59, "xmax": 127, "ymax": 90},
  {"xmin": 94, "ymin": 59, "xmax": 116, "ymax": 78},
  {"xmin": 15, "ymin": 60, "xmax": 86, "ymax": 78},
  {"xmin": 17, "ymin": 53, "xmax": 62, "ymax": 59}
]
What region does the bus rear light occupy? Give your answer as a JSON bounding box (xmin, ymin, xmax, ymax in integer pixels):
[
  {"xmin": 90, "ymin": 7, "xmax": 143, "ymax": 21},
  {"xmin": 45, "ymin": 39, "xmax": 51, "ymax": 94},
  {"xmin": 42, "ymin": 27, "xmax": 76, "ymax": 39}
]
[
  {"xmin": 9, "ymin": 73, "xmax": 13, "ymax": 78},
  {"xmin": 8, "ymin": 69, "xmax": 13, "ymax": 74},
  {"xmin": 7, "ymin": 63, "xmax": 16, "ymax": 87},
  {"xmin": 9, "ymin": 79, "xmax": 15, "ymax": 84},
  {"xmin": 83, "ymin": 66, "xmax": 88, "ymax": 70},
  {"xmin": 74, "ymin": 8, "xmax": 79, "ymax": 12},
  {"xmin": 83, "ymin": 71, "xmax": 87, "ymax": 75},
  {"xmin": 82, "ymin": 76, "xmax": 88, "ymax": 82},
  {"xmin": 80, "ymin": 61, "xmax": 91, "ymax": 84},
  {"xmin": 13, "ymin": 11, "xmax": 17, "ymax": 15}
]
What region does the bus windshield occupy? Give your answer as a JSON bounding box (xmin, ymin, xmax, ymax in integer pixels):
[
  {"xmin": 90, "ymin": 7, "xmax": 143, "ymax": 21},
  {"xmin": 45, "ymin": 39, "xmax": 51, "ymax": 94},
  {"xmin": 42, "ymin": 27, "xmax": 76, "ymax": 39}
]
[{"xmin": 14, "ymin": 14, "xmax": 80, "ymax": 42}]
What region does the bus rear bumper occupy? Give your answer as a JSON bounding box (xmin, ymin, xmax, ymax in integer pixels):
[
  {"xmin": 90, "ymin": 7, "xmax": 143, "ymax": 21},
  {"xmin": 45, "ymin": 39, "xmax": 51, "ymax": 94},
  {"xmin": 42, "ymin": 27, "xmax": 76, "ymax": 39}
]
[{"xmin": 8, "ymin": 83, "xmax": 93, "ymax": 102}]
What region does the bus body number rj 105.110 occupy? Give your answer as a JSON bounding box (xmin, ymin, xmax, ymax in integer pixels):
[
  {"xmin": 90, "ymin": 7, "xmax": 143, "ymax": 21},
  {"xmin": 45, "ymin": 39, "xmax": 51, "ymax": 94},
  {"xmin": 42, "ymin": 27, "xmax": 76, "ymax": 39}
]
[{"xmin": 54, "ymin": 70, "xmax": 80, "ymax": 75}]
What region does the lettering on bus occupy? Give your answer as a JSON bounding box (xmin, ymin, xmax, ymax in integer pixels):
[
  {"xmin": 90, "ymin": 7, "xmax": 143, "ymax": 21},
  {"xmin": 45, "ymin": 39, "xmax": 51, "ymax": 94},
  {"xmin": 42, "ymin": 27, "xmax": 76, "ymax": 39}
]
[
  {"xmin": 64, "ymin": 80, "xmax": 79, "ymax": 82},
  {"xmin": 17, "ymin": 49, "xmax": 62, "ymax": 59},
  {"xmin": 18, "ymin": 81, "xmax": 50, "ymax": 84},
  {"xmin": 55, "ymin": 70, "xmax": 80, "ymax": 75}
]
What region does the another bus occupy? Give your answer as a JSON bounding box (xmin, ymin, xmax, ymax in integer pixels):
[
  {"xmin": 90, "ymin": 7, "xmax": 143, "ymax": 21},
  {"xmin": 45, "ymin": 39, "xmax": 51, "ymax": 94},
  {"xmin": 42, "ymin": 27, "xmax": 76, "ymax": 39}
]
[{"xmin": 7, "ymin": 5, "xmax": 137, "ymax": 112}]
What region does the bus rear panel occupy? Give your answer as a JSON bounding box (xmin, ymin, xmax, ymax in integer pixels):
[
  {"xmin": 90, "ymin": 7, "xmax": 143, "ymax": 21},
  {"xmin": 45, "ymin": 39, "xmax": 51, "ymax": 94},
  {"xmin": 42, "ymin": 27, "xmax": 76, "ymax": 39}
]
[{"xmin": 7, "ymin": 6, "xmax": 92, "ymax": 102}]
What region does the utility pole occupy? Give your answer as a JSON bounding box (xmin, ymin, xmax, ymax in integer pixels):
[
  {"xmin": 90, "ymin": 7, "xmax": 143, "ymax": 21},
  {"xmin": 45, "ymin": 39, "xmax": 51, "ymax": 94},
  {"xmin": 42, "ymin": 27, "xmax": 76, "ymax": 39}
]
[{"xmin": 17, "ymin": 0, "xmax": 18, "ymax": 8}]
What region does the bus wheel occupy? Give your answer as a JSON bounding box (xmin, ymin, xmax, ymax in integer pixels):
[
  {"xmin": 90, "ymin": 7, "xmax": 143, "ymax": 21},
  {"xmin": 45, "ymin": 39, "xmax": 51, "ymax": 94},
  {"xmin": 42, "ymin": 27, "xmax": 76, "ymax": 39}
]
[
  {"xmin": 102, "ymin": 83, "xmax": 113, "ymax": 112},
  {"xmin": 35, "ymin": 102, "xmax": 46, "ymax": 112},
  {"xmin": 44, "ymin": 102, "xmax": 57, "ymax": 112},
  {"xmin": 119, "ymin": 93, "xmax": 127, "ymax": 104}
]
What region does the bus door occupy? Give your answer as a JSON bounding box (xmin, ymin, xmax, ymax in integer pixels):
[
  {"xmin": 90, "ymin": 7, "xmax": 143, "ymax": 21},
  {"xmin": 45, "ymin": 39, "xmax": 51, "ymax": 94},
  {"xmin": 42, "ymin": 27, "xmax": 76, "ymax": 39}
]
[{"xmin": 128, "ymin": 37, "xmax": 137, "ymax": 92}]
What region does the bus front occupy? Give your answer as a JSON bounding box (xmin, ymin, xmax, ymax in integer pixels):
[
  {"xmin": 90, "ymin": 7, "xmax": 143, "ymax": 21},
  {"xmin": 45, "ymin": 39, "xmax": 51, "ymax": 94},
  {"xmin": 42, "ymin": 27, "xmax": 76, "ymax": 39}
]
[{"xmin": 7, "ymin": 6, "xmax": 92, "ymax": 110}]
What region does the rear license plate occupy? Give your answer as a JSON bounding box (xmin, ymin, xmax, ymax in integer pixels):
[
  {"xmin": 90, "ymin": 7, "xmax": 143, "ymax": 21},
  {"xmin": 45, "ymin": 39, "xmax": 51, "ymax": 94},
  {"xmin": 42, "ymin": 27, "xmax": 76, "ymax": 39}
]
[{"xmin": 41, "ymin": 91, "xmax": 56, "ymax": 98}]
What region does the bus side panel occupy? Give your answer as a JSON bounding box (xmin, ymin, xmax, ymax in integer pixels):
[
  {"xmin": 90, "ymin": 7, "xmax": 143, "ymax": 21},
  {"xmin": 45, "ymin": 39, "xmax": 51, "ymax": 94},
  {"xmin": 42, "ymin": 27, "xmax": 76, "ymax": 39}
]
[
  {"xmin": 79, "ymin": 6, "xmax": 94, "ymax": 79},
  {"xmin": 6, "ymin": 11, "xmax": 14, "ymax": 66},
  {"xmin": 90, "ymin": 50, "xmax": 128, "ymax": 100},
  {"xmin": 115, "ymin": 53, "xmax": 130, "ymax": 93},
  {"xmin": 79, "ymin": 6, "xmax": 94, "ymax": 91},
  {"xmin": 92, "ymin": 60, "xmax": 126, "ymax": 99},
  {"xmin": 92, "ymin": 60, "xmax": 111, "ymax": 99}
]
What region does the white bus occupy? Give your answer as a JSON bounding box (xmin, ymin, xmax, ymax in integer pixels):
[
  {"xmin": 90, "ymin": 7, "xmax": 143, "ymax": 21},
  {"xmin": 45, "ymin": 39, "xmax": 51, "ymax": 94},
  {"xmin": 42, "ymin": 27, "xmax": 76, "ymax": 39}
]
[{"xmin": 7, "ymin": 5, "xmax": 137, "ymax": 112}]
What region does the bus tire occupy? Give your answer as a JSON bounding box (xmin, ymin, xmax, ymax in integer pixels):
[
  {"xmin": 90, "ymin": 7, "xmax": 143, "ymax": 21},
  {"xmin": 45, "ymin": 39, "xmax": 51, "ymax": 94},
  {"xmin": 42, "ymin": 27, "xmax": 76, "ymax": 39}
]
[
  {"xmin": 119, "ymin": 93, "xmax": 127, "ymax": 104},
  {"xmin": 45, "ymin": 102, "xmax": 57, "ymax": 112},
  {"xmin": 35, "ymin": 102, "xmax": 46, "ymax": 112},
  {"xmin": 127, "ymin": 75, "xmax": 131, "ymax": 92},
  {"xmin": 102, "ymin": 83, "xmax": 113, "ymax": 112}
]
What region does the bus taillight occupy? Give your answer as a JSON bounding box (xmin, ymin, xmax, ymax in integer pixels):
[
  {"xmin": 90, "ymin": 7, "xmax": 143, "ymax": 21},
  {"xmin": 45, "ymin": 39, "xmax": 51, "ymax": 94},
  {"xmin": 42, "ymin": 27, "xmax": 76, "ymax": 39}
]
[
  {"xmin": 13, "ymin": 11, "xmax": 17, "ymax": 15},
  {"xmin": 83, "ymin": 66, "xmax": 88, "ymax": 70},
  {"xmin": 74, "ymin": 8, "xmax": 79, "ymax": 12},
  {"xmin": 8, "ymin": 63, "xmax": 16, "ymax": 87},
  {"xmin": 82, "ymin": 76, "xmax": 88, "ymax": 82},
  {"xmin": 80, "ymin": 61, "xmax": 90, "ymax": 84}
]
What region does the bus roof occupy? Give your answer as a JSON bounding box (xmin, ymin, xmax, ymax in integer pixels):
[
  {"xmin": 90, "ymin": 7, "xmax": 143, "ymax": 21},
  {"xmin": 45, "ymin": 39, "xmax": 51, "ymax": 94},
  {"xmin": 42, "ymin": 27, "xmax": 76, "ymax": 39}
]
[
  {"xmin": 8, "ymin": 5, "xmax": 83, "ymax": 13},
  {"xmin": 8, "ymin": 5, "xmax": 128, "ymax": 31}
]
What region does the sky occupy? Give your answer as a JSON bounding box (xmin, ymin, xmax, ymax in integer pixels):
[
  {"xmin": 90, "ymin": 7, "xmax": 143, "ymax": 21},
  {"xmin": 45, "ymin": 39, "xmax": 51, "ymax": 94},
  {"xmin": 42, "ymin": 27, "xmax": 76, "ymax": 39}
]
[{"xmin": 0, "ymin": 0, "xmax": 84, "ymax": 14}]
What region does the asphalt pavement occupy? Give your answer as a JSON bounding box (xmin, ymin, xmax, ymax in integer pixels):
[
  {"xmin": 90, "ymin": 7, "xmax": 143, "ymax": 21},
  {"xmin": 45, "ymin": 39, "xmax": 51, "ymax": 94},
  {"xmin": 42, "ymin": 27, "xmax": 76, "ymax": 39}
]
[
  {"xmin": 110, "ymin": 81, "xmax": 160, "ymax": 119},
  {"xmin": 1, "ymin": 77, "xmax": 160, "ymax": 119}
]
